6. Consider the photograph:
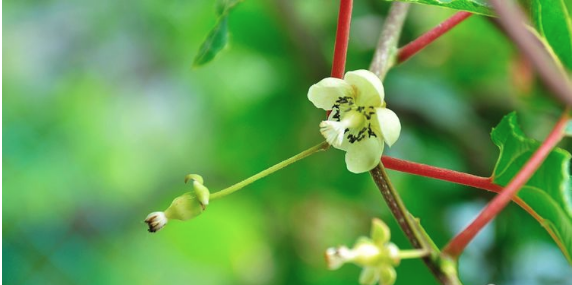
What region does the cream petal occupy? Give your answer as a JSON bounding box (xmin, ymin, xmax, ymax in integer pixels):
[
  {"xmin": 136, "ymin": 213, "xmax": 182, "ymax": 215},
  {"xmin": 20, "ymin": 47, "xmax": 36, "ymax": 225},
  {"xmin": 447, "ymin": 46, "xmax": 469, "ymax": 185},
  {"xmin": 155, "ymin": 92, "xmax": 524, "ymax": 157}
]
[
  {"xmin": 320, "ymin": 121, "xmax": 346, "ymax": 148},
  {"xmin": 344, "ymin": 70, "xmax": 384, "ymax": 107},
  {"xmin": 379, "ymin": 265, "xmax": 397, "ymax": 285},
  {"xmin": 359, "ymin": 267, "xmax": 380, "ymax": 285},
  {"xmin": 344, "ymin": 137, "xmax": 384, "ymax": 173},
  {"xmin": 375, "ymin": 108, "xmax": 401, "ymax": 147},
  {"xmin": 308, "ymin": 78, "xmax": 353, "ymax": 110},
  {"xmin": 371, "ymin": 218, "xmax": 391, "ymax": 246}
]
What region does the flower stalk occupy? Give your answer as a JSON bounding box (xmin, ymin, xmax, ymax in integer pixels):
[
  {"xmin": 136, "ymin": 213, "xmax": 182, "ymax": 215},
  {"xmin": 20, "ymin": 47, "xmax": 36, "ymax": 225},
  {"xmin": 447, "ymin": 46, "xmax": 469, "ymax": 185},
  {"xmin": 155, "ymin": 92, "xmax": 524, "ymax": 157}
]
[
  {"xmin": 145, "ymin": 141, "xmax": 329, "ymax": 232},
  {"xmin": 210, "ymin": 141, "xmax": 329, "ymax": 200}
]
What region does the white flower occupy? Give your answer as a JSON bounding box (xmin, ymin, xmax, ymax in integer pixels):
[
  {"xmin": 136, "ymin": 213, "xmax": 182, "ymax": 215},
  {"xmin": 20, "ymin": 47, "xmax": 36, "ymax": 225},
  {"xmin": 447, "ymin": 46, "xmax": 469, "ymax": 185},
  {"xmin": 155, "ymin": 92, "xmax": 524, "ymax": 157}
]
[{"xmin": 308, "ymin": 70, "xmax": 401, "ymax": 173}]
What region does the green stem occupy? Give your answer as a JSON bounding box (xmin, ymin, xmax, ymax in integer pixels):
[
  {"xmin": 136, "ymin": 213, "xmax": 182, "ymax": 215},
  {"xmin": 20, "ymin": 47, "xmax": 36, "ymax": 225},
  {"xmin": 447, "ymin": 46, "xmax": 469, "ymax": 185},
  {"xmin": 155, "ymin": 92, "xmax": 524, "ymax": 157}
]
[
  {"xmin": 210, "ymin": 141, "xmax": 330, "ymax": 200},
  {"xmin": 399, "ymin": 249, "xmax": 430, "ymax": 259}
]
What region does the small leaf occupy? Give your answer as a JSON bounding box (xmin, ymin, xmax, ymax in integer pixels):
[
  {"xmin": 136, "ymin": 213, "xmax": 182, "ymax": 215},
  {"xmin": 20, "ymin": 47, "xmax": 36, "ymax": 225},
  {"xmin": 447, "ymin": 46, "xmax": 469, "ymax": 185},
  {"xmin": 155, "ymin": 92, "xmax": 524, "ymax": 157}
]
[
  {"xmin": 193, "ymin": 16, "xmax": 229, "ymax": 67},
  {"xmin": 216, "ymin": 0, "xmax": 243, "ymax": 16},
  {"xmin": 491, "ymin": 113, "xmax": 572, "ymax": 263},
  {"xmin": 531, "ymin": 0, "xmax": 572, "ymax": 70},
  {"xmin": 193, "ymin": 0, "xmax": 244, "ymax": 67},
  {"xmin": 383, "ymin": 0, "xmax": 494, "ymax": 16}
]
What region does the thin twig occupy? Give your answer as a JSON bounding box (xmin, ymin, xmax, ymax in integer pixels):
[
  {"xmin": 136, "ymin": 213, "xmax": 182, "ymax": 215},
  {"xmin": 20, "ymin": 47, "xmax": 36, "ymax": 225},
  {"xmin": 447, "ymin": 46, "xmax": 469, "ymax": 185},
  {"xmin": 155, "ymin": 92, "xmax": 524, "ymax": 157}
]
[{"xmin": 369, "ymin": 3, "xmax": 410, "ymax": 80}]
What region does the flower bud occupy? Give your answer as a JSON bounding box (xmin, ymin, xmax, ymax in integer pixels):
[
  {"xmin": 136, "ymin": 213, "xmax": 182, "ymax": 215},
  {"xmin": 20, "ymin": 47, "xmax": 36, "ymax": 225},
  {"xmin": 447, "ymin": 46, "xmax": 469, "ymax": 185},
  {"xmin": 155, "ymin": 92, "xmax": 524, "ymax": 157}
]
[
  {"xmin": 144, "ymin": 192, "xmax": 204, "ymax": 233},
  {"xmin": 324, "ymin": 218, "xmax": 412, "ymax": 285},
  {"xmin": 164, "ymin": 192, "xmax": 204, "ymax": 221},
  {"xmin": 145, "ymin": 211, "xmax": 168, "ymax": 233}
]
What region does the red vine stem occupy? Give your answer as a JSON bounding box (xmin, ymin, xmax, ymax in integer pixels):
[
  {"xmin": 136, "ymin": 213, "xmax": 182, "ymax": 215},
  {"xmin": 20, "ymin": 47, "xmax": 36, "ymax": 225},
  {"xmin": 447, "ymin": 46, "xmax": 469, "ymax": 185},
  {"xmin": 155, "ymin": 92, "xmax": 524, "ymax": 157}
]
[
  {"xmin": 397, "ymin": 11, "xmax": 473, "ymax": 64},
  {"xmin": 382, "ymin": 156, "xmax": 501, "ymax": 193},
  {"xmin": 382, "ymin": 155, "xmax": 570, "ymax": 260},
  {"xmin": 331, "ymin": 0, "xmax": 353, "ymax": 79},
  {"xmin": 443, "ymin": 111, "xmax": 571, "ymax": 259}
]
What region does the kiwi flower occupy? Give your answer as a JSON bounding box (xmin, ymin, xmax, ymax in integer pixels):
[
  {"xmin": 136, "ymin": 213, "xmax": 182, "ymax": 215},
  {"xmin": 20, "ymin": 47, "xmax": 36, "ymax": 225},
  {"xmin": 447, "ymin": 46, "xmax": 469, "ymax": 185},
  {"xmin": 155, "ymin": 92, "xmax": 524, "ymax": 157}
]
[{"xmin": 308, "ymin": 70, "xmax": 401, "ymax": 173}]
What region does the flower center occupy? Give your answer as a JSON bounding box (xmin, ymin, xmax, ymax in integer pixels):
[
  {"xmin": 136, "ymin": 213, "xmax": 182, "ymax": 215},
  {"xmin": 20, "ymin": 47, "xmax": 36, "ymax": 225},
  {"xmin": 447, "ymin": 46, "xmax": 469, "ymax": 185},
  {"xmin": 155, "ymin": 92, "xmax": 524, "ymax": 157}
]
[{"xmin": 331, "ymin": 97, "xmax": 378, "ymax": 144}]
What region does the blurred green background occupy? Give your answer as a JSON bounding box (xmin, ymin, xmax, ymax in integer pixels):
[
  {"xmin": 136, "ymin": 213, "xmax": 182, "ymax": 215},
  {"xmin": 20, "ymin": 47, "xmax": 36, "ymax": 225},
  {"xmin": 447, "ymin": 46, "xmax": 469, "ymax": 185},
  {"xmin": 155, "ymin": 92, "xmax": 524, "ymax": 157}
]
[{"xmin": 4, "ymin": 0, "xmax": 572, "ymax": 284}]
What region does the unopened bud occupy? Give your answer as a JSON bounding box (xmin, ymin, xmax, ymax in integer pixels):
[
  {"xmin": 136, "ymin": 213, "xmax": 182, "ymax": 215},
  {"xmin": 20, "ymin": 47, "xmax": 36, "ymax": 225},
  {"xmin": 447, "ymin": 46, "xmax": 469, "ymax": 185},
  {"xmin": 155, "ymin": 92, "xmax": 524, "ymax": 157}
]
[
  {"xmin": 324, "ymin": 218, "xmax": 412, "ymax": 285},
  {"xmin": 145, "ymin": 211, "xmax": 168, "ymax": 233},
  {"xmin": 144, "ymin": 192, "xmax": 204, "ymax": 233},
  {"xmin": 164, "ymin": 192, "xmax": 204, "ymax": 221}
]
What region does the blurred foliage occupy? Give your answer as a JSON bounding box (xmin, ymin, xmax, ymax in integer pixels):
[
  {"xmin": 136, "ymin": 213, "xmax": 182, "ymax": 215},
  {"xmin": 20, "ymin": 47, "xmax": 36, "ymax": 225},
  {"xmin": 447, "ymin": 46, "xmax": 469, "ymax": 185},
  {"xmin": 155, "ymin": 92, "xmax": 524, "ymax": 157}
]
[{"xmin": 3, "ymin": 1, "xmax": 572, "ymax": 285}]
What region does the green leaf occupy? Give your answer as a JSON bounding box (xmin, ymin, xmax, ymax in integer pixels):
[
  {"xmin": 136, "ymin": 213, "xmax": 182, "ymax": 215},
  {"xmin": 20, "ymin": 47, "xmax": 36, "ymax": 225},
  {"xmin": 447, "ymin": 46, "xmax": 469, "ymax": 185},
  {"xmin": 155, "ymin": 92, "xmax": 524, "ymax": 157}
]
[
  {"xmin": 193, "ymin": 0, "xmax": 243, "ymax": 67},
  {"xmin": 531, "ymin": 0, "xmax": 572, "ymax": 70},
  {"xmin": 216, "ymin": 0, "xmax": 243, "ymax": 16},
  {"xmin": 384, "ymin": 0, "xmax": 494, "ymax": 16},
  {"xmin": 491, "ymin": 113, "xmax": 572, "ymax": 263},
  {"xmin": 193, "ymin": 16, "xmax": 229, "ymax": 67}
]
